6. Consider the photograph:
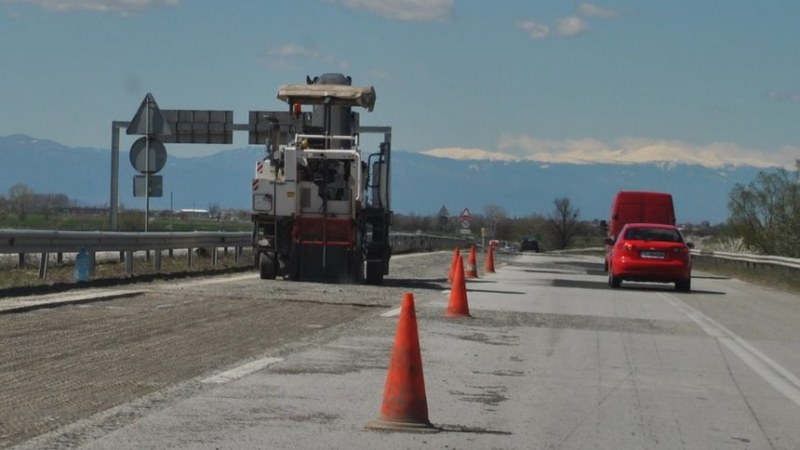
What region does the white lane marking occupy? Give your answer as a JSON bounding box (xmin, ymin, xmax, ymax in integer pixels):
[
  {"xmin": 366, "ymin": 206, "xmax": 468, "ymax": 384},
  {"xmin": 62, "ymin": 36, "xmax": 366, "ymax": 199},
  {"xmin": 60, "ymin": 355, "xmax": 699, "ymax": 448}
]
[
  {"xmin": 391, "ymin": 251, "xmax": 450, "ymax": 260},
  {"xmin": 200, "ymin": 357, "xmax": 283, "ymax": 384},
  {"xmin": 0, "ymin": 290, "xmax": 146, "ymax": 312},
  {"xmin": 165, "ymin": 274, "xmax": 258, "ymax": 289},
  {"xmin": 660, "ymin": 293, "xmax": 800, "ymax": 408},
  {"xmin": 381, "ymin": 307, "xmax": 401, "ymax": 317}
]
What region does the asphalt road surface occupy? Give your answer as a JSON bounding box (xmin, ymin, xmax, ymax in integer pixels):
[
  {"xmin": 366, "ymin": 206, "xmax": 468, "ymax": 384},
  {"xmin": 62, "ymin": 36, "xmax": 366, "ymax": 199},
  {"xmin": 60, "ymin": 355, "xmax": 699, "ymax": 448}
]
[{"xmin": 3, "ymin": 251, "xmax": 800, "ymax": 449}]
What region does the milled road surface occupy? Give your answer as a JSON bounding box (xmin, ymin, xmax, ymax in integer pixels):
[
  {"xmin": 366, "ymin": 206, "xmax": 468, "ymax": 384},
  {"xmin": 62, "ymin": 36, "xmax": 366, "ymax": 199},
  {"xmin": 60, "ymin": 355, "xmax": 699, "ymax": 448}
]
[{"xmin": 0, "ymin": 251, "xmax": 459, "ymax": 448}]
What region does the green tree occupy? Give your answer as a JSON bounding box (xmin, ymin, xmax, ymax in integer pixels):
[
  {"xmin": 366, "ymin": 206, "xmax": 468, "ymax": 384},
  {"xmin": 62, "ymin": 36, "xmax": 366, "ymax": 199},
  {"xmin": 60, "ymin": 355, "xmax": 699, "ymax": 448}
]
[
  {"xmin": 547, "ymin": 197, "xmax": 580, "ymax": 250},
  {"xmin": 727, "ymin": 162, "xmax": 800, "ymax": 256},
  {"xmin": 482, "ymin": 204, "xmax": 509, "ymax": 240},
  {"xmin": 8, "ymin": 183, "xmax": 34, "ymax": 222}
]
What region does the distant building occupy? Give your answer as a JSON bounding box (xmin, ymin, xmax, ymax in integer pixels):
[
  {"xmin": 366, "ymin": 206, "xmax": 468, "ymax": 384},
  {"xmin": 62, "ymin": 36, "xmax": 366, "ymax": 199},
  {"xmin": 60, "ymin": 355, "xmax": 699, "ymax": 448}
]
[{"xmin": 177, "ymin": 208, "xmax": 210, "ymax": 220}]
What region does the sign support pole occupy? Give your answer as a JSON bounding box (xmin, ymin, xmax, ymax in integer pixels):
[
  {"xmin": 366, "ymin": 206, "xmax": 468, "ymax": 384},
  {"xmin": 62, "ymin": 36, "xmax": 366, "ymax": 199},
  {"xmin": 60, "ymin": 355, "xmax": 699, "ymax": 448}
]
[
  {"xmin": 109, "ymin": 120, "xmax": 131, "ymax": 231},
  {"xmin": 145, "ymin": 99, "xmax": 150, "ymax": 233}
]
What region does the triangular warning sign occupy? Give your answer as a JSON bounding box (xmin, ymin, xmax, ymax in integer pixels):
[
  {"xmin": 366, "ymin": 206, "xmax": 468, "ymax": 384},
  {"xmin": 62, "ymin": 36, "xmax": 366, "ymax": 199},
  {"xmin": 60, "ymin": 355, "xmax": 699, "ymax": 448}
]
[{"xmin": 127, "ymin": 93, "xmax": 171, "ymax": 136}]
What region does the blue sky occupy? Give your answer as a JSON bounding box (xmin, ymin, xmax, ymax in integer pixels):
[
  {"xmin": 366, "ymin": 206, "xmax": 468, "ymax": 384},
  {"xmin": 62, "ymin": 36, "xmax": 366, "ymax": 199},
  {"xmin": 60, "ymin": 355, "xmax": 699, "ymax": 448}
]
[{"xmin": 2, "ymin": 0, "xmax": 800, "ymax": 168}]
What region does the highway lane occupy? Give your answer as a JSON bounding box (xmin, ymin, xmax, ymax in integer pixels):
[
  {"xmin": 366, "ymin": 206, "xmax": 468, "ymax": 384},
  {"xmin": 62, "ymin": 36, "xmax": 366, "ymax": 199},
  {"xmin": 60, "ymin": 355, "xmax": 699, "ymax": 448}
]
[
  {"xmin": 5, "ymin": 251, "xmax": 800, "ymax": 449},
  {"xmin": 0, "ymin": 251, "xmax": 456, "ymax": 448}
]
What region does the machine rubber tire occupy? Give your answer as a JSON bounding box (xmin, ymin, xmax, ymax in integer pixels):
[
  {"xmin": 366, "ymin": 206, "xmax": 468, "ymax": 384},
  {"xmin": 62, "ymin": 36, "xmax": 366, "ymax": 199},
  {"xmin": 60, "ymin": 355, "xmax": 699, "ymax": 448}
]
[
  {"xmin": 675, "ymin": 278, "xmax": 691, "ymax": 292},
  {"xmin": 366, "ymin": 261, "xmax": 384, "ymax": 285},
  {"xmin": 259, "ymin": 252, "xmax": 276, "ymax": 280}
]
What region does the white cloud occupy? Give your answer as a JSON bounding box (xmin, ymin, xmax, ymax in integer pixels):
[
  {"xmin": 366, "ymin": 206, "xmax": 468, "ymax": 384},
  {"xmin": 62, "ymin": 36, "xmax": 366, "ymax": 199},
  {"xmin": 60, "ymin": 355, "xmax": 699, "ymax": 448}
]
[
  {"xmin": 326, "ymin": 0, "xmax": 453, "ymax": 22},
  {"xmin": 767, "ymin": 89, "xmax": 800, "ymax": 103},
  {"xmin": 268, "ymin": 45, "xmax": 321, "ymax": 59},
  {"xmin": 422, "ymin": 134, "xmax": 796, "ymax": 169},
  {"xmin": 3, "ymin": 0, "xmax": 178, "ymax": 13},
  {"xmin": 421, "ymin": 147, "xmax": 520, "ymax": 161},
  {"xmin": 578, "ymin": 3, "xmax": 618, "ymax": 19},
  {"xmin": 556, "ymin": 16, "xmax": 589, "ymax": 37},
  {"xmin": 516, "ymin": 20, "xmax": 550, "ymax": 40},
  {"xmin": 520, "ymin": 3, "xmax": 617, "ymax": 41},
  {"xmin": 266, "ymin": 44, "xmax": 348, "ymax": 71}
]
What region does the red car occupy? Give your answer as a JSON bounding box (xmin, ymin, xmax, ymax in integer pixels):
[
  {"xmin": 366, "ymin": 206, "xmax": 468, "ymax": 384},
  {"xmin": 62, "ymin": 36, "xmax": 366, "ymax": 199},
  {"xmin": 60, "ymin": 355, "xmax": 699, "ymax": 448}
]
[{"xmin": 606, "ymin": 223, "xmax": 693, "ymax": 292}]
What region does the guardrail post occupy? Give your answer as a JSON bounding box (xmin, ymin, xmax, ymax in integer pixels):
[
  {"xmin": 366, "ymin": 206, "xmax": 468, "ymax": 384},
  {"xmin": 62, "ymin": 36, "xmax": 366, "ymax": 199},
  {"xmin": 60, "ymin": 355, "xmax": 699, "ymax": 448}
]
[
  {"xmin": 212, "ymin": 247, "xmax": 218, "ymax": 267},
  {"xmin": 57, "ymin": 252, "xmax": 63, "ymax": 264},
  {"xmin": 125, "ymin": 251, "xmax": 134, "ymax": 276},
  {"xmin": 187, "ymin": 248, "xmax": 193, "ymax": 268},
  {"xmin": 168, "ymin": 248, "xmax": 174, "ymax": 258},
  {"xmin": 18, "ymin": 253, "xmax": 25, "ymax": 268},
  {"xmin": 38, "ymin": 252, "xmax": 48, "ymax": 280},
  {"xmin": 90, "ymin": 251, "xmax": 96, "ymax": 277},
  {"xmin": 154, "ymin": 249, "xmax": 162, "ymax": 273},
  {"xmin": 234, "ymin": 246, "xmax": 241, "ymax": 263}
]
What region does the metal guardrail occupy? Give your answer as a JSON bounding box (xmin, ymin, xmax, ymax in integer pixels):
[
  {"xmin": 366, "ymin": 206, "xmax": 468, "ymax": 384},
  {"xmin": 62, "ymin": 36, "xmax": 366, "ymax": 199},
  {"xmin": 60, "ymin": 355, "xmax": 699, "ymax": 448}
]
[
  {"xmin": 0, "ymin": 229, "xmax": 472, "ymax": 281},
  {"xmin": 0, "ymin": 229, "xmax": 252, "ymax": 279},
  {"xmin": 5, "ymin": 228, "xmax": 798, "ymax": 284},
  {"xmin": 0, "ymin": 230, "xmax": 468, "ymax": 256},
  {"xmin": 551, "ymin": 246, "xmax": 800, "ymax": 272},
  {"xmin": 690, "ymin": 250, "xmax": 800, "ymax": 270},
  {"xmin": 0, "ymin": 229, "xmax": 252, "ymax": 254},
  {"xmin": 389, "ymin": 233, "xmax": 471, "ymax": 254}
]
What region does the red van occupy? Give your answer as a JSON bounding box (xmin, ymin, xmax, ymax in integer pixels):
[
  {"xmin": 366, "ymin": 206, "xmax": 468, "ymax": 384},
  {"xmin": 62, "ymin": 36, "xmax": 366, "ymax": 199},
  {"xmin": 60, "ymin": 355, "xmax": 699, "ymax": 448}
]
[{"xmin": 604, "ymin": 191, "xmax": 675, "ymax": 271}]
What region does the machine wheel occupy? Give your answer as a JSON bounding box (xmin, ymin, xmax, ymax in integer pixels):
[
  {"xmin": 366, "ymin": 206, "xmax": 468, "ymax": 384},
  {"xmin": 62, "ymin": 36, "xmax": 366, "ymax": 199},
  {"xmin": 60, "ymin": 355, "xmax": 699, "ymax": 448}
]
[
  {"xmin": 348, "ymin": 253, "xmax": 364, "ymax": 284},
  {"xmin": 365, "ymin": 261, "xmax": 384, "ymax": 285},
  {"xmin": 259, "ymin": 252, "xmax": 276, "ymax": 280},
  {"xmin": 675, "ymin": 278, "xmax": 691, "ymax": 292}
]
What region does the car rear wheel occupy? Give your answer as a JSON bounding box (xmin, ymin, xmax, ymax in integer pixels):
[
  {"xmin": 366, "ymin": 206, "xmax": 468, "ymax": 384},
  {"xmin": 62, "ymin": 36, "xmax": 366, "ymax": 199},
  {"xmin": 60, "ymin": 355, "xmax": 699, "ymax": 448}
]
[
  {"xmin": 675, "ymin": 278, "xmax": 691, "ymax": 292},
  {"xmin": 608, "ymin": 272, "xmax": 621, "ymax": 288}
]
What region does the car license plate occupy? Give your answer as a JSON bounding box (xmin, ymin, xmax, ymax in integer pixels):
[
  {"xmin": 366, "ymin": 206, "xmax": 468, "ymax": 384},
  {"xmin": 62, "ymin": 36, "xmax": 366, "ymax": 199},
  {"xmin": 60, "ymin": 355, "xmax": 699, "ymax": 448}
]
[{"xmin": 640, "ymin": 251, "xmax": 665, "ymax": 259}]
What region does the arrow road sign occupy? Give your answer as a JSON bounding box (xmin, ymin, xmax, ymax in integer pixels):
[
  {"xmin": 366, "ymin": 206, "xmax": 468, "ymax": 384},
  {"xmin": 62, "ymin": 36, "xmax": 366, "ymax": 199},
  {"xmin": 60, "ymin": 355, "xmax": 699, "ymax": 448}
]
[{"xmin": 127, "ymin": 93, "xmax": 171, "ymax": 136}]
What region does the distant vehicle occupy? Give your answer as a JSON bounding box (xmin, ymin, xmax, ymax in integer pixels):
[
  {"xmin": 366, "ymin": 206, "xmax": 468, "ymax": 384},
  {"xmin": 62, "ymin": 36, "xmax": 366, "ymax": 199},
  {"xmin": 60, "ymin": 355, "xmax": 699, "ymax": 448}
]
[
  {"xmin": 606, "ymin": 223, "xmax": 693, "ymax": 292},
  {"xmin": 519, "ymin": 237, "xmax": 540, "ymax": 252},
  {"xmin": 603, "ymin": 191, "xmax": 675, "ymax": 271}
]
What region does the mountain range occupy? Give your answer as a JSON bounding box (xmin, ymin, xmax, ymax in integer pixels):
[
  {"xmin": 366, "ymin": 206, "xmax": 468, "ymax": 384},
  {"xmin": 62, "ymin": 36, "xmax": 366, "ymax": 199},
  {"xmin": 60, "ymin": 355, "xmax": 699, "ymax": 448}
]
[{"xmin": 0, "ymin": 134, "xmax": 769, "ymax": 224}]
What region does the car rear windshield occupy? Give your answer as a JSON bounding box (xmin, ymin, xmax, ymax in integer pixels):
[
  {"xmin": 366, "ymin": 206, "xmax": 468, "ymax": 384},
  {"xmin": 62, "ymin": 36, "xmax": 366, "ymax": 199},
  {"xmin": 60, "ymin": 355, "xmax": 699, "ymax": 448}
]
[{"xmin": 623, "ymin": 227, "xmax": 682, "ymax": 242}]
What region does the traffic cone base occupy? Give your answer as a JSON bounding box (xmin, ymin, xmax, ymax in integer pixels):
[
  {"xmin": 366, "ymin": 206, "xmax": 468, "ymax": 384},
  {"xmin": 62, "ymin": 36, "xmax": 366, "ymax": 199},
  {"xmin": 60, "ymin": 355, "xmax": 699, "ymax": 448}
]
[
  {"xmin": 366, "ymin": 417, "xmax": 439, "ymax": 432},
  {"xmin": 367, "ymin": 293, "xmax": 439, "ymax": 433}
]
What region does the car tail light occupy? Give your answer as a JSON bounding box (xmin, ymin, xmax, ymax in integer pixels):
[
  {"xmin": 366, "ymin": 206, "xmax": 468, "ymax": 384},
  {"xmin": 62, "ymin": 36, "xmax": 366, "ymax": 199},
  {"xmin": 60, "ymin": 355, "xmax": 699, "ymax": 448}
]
[{"xmin": 623, "ymin": 243, "xmax": 636, "ymax": 251}]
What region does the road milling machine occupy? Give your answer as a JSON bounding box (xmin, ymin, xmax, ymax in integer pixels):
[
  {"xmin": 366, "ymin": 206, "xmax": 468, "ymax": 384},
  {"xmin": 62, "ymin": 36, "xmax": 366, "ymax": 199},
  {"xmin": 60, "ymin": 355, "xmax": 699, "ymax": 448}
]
[{"xmin": 251, "ymin": 74, "xmax": 392, "ymax": 284}]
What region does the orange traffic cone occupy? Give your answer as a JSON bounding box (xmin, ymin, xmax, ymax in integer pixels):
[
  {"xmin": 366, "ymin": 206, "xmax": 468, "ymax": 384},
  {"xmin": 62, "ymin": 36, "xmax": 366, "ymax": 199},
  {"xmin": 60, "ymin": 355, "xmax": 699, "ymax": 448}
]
[
  {"xmin": 367, "ymin": 293, "xmax": 437, "ymax": 432},
  {"xmin": 446, "ymin": 256, "xmax": 470, "ymax": 318},
  {"xmin": 448, "ymin": 246, "xmax": 460, "ymax": 283},
  {"xmin": 484, "ymin": 244, "xmax": 496, "ymax": 274},
  {"xmin": 465, "ymin": 244, "xmax": 479, "ymax": 279}
]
